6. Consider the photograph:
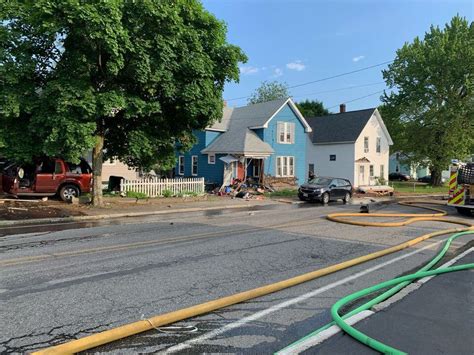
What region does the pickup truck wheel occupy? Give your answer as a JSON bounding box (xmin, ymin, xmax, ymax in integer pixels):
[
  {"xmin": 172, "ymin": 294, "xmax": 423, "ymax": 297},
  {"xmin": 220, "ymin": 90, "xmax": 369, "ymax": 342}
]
[{"xmin": 60, "ymin": 185, "xmax": 80, "ymax": 202}]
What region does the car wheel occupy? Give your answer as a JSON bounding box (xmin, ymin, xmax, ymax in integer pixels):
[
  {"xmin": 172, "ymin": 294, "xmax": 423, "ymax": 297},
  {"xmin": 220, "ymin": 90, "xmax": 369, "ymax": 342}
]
[
  {"xmin": 321, "ymin": 192, "xmax": 330, "ymax": 204},
  {"xmin": 343, "ymin": 192, "xmax": 351, "ymax": 203},
  {"xmin": 60, "ymin": 184, "xmax": 80, "ymax": 202}
]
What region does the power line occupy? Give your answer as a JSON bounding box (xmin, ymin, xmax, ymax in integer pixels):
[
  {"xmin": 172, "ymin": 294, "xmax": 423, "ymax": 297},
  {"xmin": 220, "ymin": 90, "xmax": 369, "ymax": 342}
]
[
  {"xmin": 291, "ymin": 82, "xmax": 385, "ymax": 100},
  {"xmin": 226, "ymin": 60, "xmax": 393, "ymax": 102},
  {"xmin": 327, "ymin": 90, "xmax": 386, "ymax": 110}
]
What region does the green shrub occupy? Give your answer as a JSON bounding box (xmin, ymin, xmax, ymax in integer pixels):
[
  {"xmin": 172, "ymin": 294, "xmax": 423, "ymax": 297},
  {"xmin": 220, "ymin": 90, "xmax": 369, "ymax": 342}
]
[
  {"xmin": 126, "ymin": 191, "xmax": 148, "ymax": 199},
  {"xmin": 162, "ymin": 189, "xmax": 173, "ymax": 198},
  {"xmin": 177, "ymin": 190, "xmax": 199, "ymax": 197}
]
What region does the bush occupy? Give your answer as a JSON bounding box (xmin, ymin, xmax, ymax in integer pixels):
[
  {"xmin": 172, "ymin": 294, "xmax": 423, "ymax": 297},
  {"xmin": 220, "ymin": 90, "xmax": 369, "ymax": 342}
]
[
  {"xmin": 126, "ymin": 191, "xmax": 148, "ymax": 199},
  {"xmin": 162, "ymin": 189, "xmax": 173, "ymax": 198},
  {"xmin": 177, "ymin": 190, "xmax": 199, "ymax": 197}
]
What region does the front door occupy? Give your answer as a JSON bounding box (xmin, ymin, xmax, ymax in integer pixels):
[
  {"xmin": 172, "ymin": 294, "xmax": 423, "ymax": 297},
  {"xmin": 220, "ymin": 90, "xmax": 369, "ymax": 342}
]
[
  {"xmin": 35, "ymin": 159, "xmax": 65, "ymax": 193},
  {"xmin": 359, "ymin": 165, "xmax": 365, "ymax": 186}
]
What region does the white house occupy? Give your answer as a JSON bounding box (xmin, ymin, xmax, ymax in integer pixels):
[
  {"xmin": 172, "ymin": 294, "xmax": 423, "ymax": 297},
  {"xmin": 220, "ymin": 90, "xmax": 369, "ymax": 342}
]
[{"xmin": 306, "ymin": 104, "xmax": 393, "ymax": 187}]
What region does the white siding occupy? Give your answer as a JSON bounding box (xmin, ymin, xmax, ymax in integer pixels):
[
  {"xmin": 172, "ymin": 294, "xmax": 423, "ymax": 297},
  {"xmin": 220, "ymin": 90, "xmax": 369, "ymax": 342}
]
[
  {"xmin": 353, "ymin": 113, "xmax": 390, "ymax": 186},
  {"xmin": 306, "ymin": 135, "xmax": 356, "ymax": 184}
]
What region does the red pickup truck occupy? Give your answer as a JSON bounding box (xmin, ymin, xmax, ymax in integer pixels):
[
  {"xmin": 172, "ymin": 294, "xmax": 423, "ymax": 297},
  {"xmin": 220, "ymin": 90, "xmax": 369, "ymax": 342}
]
[{"xmin": 2, "ymin": 157, "xmax": 92, "ymax": 201}]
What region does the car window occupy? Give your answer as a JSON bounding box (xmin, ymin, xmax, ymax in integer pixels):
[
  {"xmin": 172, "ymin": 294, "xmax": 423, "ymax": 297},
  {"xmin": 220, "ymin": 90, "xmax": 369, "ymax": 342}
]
[
  {"xmin": 337, "ymin": 179, "xmax": 349, "ymax": 186},
  {"xmin": 55, "ymin": 161, "xmax": 63, "ymax": 174},
  {"xmin": 66, "ymin": 160, "xmax": 92, "ymax": 174},
  {"xmin": 309, "ymin": 177, "xmax": 331, "ymax": 185},
  {"xmin": 37, "ymin": 159, "xmax": 56, "ymax": 174}
]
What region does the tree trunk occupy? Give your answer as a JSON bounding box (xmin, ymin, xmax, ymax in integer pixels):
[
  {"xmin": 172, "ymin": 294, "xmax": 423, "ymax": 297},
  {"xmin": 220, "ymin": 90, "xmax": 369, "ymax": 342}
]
[
  {"xmin": 92, "ymin": 134, "xmax": 105, "ymax": 207},
  {"xmin": 431, "ymin": 167, "xmax": 442, "ymax": 186}
]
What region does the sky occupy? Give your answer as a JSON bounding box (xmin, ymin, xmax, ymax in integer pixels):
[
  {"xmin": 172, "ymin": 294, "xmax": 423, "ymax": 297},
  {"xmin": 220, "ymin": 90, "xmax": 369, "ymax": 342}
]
[{"xmin": 201, "ymin": 0, "xmax": 473, "ymax": 112}]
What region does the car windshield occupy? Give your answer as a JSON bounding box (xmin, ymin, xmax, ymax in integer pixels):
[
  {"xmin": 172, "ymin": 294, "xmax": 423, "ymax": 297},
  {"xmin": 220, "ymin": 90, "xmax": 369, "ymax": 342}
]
[{"xmin": 308, "ymin": 177, "xmax": 331, "ymax": 185}]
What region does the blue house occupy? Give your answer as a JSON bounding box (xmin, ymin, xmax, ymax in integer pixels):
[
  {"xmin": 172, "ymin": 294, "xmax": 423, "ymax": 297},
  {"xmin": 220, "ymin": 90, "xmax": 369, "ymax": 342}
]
[{"xmin": 175, "ymin": 98, "xmax": 312, "ymax": 187}]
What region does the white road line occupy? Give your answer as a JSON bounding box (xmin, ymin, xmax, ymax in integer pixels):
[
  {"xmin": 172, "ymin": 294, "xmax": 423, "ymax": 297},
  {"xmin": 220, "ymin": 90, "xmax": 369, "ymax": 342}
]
[
  {"xmin": 164, "ymin": 240, "xmax": 443, "ymax": 353},
  {"xmin": 277, "ymin": 247, "xmax": 474, "ymax": 354}
]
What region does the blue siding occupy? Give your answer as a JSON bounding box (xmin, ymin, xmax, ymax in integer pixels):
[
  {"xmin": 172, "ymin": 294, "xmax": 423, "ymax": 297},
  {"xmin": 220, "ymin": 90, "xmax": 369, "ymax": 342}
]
[
  {"xmin": 261, "ymin": 104, "xmax": 307, "ymax": 184},
  {"xmin": 175, "ymin": 130, "xmax": 225, "ymax": 184}
]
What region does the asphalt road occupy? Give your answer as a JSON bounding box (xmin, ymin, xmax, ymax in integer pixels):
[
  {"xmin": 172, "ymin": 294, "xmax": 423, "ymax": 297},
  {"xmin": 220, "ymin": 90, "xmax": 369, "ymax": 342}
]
[{"xmin": 0, "ymin": 200, "xmax": 472, "ymax": 354}]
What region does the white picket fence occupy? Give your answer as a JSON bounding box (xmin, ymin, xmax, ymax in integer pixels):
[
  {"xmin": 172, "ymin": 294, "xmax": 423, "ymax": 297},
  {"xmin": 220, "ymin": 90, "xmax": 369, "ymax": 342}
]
[{"xmin": 120, "ymin": 177, "xmax": 205, "ymax": 197}]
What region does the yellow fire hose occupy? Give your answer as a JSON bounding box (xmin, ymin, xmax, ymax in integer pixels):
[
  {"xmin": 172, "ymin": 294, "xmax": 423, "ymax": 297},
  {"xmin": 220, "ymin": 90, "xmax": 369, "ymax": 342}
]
[{"xmin": 33, "ymin": 201, "xmax": 474, "ymax": 354}]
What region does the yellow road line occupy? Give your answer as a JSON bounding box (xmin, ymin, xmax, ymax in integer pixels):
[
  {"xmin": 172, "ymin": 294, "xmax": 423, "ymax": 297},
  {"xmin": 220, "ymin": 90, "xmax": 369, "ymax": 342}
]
[{"xmin": 32, "ymin": 201, "xmax": 473, "ymax": 355}]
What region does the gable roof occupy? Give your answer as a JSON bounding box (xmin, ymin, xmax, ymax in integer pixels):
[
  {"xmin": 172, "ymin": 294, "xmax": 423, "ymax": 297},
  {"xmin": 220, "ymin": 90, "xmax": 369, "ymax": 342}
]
[
  {"xmin": 202, "ymin": 98, "xmax": 310, "ymax": 156},
  {"xmin": 307, "ymin": 108, "xmax": 387, "ymax": 144},
  {"xmin": 207, "ymin": 98, "xmax": 312, "ymax": 133}
]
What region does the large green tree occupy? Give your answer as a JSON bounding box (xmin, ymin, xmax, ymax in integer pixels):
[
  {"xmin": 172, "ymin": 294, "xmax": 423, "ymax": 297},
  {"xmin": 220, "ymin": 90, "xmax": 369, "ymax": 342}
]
[
  {"xmin": 0, "ymin": 0, "xmax": 246, "ymax": 205},
  {"xmin": 382, "ymin": 15, "xmax": 474, "ymax": 185},
  {"xmin": 295, "ymin": 99, "xmax": 328, "ymax": 118},
  {"xmin": 248, "ymin": 81, "xmax": 289, "ymax": 104}
]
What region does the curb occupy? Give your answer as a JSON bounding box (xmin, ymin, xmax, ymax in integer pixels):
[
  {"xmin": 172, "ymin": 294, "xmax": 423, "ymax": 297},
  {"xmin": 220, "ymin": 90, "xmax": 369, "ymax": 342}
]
[{"xmin": 0, "ymin": 203, "xmax": 259, "ymax": 227}]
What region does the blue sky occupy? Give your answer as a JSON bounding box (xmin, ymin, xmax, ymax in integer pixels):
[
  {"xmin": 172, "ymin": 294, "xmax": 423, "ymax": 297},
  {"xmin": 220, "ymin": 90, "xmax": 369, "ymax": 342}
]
[{"xmin": 202, "ymin": 0, "xmax": 473, "ymax": 112}]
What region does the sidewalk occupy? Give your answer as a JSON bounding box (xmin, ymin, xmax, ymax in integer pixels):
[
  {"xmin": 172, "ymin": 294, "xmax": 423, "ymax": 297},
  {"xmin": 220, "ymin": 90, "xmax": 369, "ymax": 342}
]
[
  {"xmin": 0, "ymin": 195, "xmax": 275, "ymax": 226},
  {"xmin": 312, "ymin": 250, "xmax": 474, "ymax": 354}
]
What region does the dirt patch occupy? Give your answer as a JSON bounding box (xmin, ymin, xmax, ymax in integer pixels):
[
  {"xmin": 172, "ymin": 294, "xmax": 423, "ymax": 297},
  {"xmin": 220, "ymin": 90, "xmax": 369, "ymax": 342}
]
[{"xmin": 0, "ymin": 200, "xmax": 85, "ymax": 220}]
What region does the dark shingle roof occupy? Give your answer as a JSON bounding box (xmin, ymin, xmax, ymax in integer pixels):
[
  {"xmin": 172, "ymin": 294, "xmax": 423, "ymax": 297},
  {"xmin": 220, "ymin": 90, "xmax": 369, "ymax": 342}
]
[{"xmin": 307, "ymin": 108, "xmax": 376, "ymax": 144}]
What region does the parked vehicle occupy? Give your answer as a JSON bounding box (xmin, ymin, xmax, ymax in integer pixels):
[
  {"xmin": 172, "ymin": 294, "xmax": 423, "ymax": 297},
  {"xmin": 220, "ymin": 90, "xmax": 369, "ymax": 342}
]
[
  {"xmin": 2, "ymin": 157, "xmax": 92, "ymax": 201},
  {"xmin": 417, "ymin": 175, "xmax": 432, "ymax": 183},
  {"xmin": 298, "ymin": 176, "xmax": 352, "ymax": 204},
  {"xmin": 389, "ymin": 172, "xmax": 411, "ymax": 181},
  {"xmin": 448, "ymin": 162, "xmax": 474, "ymax": 216}
]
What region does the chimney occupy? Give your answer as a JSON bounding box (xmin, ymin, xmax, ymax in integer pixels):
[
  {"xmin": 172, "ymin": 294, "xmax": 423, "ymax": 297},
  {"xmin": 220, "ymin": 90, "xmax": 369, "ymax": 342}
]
[{"xmin": 339, "ymin": 104, "xmax": 346, "ymax": 113}]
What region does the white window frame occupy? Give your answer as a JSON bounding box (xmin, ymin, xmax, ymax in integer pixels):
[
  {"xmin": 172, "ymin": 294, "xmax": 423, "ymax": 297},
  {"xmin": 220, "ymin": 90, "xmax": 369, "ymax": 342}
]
[
  {"xmin": 380, "ymin": 164, "xmax": 385, "ymax": 178},
  {"xmin": 178, "ymin": 156, "xmax": 185, "ymax": 175},
  {"xmin": 364, "ymin": 137, "xmax": 369, "ymax": 153},
  {"xmin": 208, "ymin": 154, "xmax": 215, "ymax": 165},
  {"xmin": 370, "ymin": 164, "xmax": 374, "ymax": 177},
  {"xmin": 276, "ymin": 156, "xmax": 295, "ymax": 177},
  {"xmin": 191, "ymin": 156, "xmax": 198, "ymax": 176},
  {"xmin": 277, "ymin": 122, "xmax": 295, "ymax": 144},
  {"xmin": 376, "ymin": 137, "xmax": 381, "ymax": 153}
]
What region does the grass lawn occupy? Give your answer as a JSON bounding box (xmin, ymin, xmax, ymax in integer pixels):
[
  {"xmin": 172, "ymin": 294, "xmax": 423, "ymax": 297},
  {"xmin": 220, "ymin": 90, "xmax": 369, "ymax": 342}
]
[
  {"xmin": 268, "ymin": 188, "xmax": 298, "ymax": 197},
  {"xmin": 390, "ymin": 182, "xmax": 448, "ymax": 194}
]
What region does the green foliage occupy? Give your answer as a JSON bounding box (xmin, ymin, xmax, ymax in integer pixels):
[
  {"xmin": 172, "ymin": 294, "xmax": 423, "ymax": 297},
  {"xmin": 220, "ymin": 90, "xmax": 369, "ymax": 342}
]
[
  {"xmin": 295, "ymin": 100, "xmax": 329, "ymax": 118},
  {"xmin": 177, "ymin": 190, "xmax": 199, "ymax": 197},
  {"xmin": 125, "ymin": 190, "xmax": 148, "ymax": 199},
  {"xmin": 162, "ymin": 189, "xmax": 173, "ymax": 198},
  {"xmin": 0, "ymin": 1, "xmax": 246, "ymax": 169},
  {"xmin": 382, "ymin": 16, "xmax": 474, "ymax": 185},
  {"xmin": 248, "ymin": 81, "xmax": 289, "ymax": 104},
  {"xmin": 268, "ymin": 188, "xmax": 298, "ymax": 197}
]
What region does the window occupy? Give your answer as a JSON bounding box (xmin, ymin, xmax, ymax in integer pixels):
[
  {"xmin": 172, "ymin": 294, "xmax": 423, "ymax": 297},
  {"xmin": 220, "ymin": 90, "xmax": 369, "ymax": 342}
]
[
  {"xmin": 359, "ymin": 165, "xmax": 365, "ymax": 181},
  {"xmin": 364, "ymin": 137, "xmax": 369, "ymax": 153},
  {"xmin": 178, "ymin": 156, "xmax": 184, "ymax": 175},
  {"xmin": 308, "ymin": 163, "xmax": 315, "ymax": 174},
  {"xmin": 380, "ymin": 164, "xmax": 385, "ymax": 178},
  {"xmin": 376, "ymin": 137, "xmax": 381, "ymax": 153},
  {"xmin": 276, "ymin": 156, "xmax": 295, "ymax": 177},
  {"xmin": 208, "ymin": 154, "xmax": 215, "ymax": 164},
  {"xmin": 191, "ymin": 156, "xmax": 198, "ymax": 176},
  {"xmin": 370, "ymin": 165, "xmax": 374, "ymax": 177},
  {"xmin": 330, "ymin": 155, "xmax": 336, "ymax": 161},
  {"xmin": 277, "ymin": 122, "xmax": 295, "ymax": 144}
]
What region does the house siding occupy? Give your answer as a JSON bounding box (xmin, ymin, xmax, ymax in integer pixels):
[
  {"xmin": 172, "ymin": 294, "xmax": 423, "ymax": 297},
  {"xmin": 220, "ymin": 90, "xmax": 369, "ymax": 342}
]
[
  {"xmin": 306, "ymin": 136, "xmax": 356, "ymax": 184},
  {"xmin": 353, "ymin": 114, "xmax": 390, "ymax": 186},
  {"xmin": 176, "ymin": 130, "xmax": 225, "ymax": 185},
  {"xmin": 262, "ymin": 104, "xmax": 307, "ymax": 184}
]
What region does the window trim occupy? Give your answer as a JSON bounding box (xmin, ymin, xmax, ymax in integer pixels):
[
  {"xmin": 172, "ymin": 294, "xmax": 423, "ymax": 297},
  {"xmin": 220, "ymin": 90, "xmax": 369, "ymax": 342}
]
[
  {"xmin": 277, "ymin": 122, "xmax": 295, "ymax": 144},
  {"xmin": 208, "ymin": 154, "xmax": 216, "ymax": 165},
  {"xmin": 178, "ymin": 156, "xmax": 185, "ymax": 175},
  {"xmin": 369, "ymin": 164, "xmax": 374, "ymax": 177},
  {"xmin": 275, "ymin": 156, "xmax": 295, "ymax": 177},
  {"xmin": 376, "ymin": 137, "xmax": 381, "ymax": 153},
  {"xmin": 364, "ymin": 136, "xmax": 369, "ymax": 153},
  {"xmin": 380, "ymin": 164, "xmax": 385, "ymax": 178},
  {"xmin": 191, "ymin": 155, "xmax": 198, "ymax": 176}
]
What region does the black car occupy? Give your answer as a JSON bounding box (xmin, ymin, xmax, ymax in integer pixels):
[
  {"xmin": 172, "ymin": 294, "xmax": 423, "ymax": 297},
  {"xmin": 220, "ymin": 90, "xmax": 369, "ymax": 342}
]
[
  {"xmin": 417, "ymin": 175, "xmax": 432, "ymax": 183},
  {"xmin": 389, "ymin": 172, "xmax": 411, "ymax": 181},
  {"xmin": 298, "ymin": 176, "xmax": 352, "ymax": 204}
]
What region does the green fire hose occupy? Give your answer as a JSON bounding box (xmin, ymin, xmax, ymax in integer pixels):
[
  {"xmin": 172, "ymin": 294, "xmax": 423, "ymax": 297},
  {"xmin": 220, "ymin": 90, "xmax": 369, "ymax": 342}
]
[{"xmin": 277, "ymin": 231, "xmax": 474, "ymax": 354}]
